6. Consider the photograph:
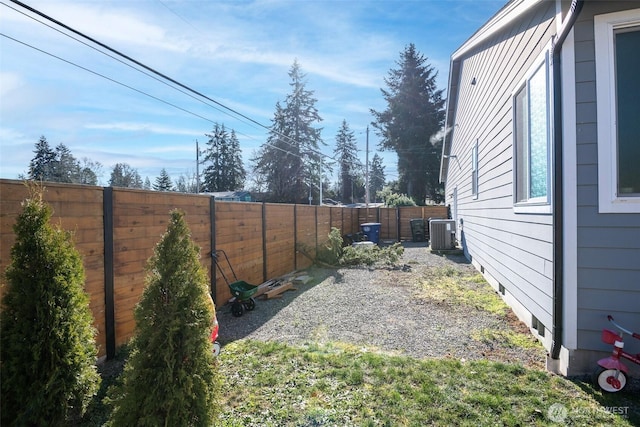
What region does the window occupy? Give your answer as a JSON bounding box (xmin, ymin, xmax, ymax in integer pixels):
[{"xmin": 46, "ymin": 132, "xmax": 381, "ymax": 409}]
[
  {"xmin": 513, "ymin": 51, "xmax": 551, "ymax": 212},
  {"xmin": 471, "ymin": 140, "xmax": 478, "ymax": 199},
  {"xmin": 595, "ymin": 9, "xmax": 640, "ymax": 213}
]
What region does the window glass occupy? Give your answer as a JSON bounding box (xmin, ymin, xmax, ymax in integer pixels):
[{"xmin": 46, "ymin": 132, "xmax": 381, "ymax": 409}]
[
  {"xmin": 528, "ymin": 64, "xmax": 548, "ymax": 199},
  {"xmin": 513, "ymin": 54, "xmax": 549, "ymax": 206},
  {"xmin": 514, "ymin": 86, "xmax": 528, "ymax": 203},
  {"xmin": 471, "ymin": 141, "xmax": 478, "ymax": 198},
  {"xmin": 615, "ymin": 28, "xmax": 640, "ymax": 195}
]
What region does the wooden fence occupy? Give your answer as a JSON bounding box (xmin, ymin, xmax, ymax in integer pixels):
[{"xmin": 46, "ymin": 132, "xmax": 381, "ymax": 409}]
[{"xmin": 0, "ymin": 179, "xmax": 448, "ymax": 359}]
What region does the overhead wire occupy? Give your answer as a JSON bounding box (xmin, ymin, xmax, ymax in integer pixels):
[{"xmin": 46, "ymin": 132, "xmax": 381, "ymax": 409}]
[
  {"xmin": 0, "ymin": 33, "xmax": 221, "ymax": 126},
  {"xmin": 3, "ymin": 0, "xmax": 389, "ymax": 179},
  {"xmin": 4, "ymin": 0, "xmax": 344, "ymax": 165}
]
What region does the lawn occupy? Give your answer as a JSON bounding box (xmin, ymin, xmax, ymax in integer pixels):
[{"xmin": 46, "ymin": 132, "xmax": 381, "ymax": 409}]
[
  {"xmin": 216, "ymin": 339, "xmax": 638, "ymax": 426},
  {"xmin": 81, "ymin": 261, "xmax": 639, "ymax": 425}
]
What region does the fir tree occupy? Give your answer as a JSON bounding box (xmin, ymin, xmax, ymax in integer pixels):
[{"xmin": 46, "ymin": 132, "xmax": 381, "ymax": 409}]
[
  {"xmin": 227, "ymin": 129, "xmax": 246, "ymax": 190},
  {"xmin": 369, "ymin": 154, "xmax": 386, "ymax": 202},
  {"xmin": 28, "ymin": 135, "xmax": 56, "ymax": 181},
  {"xmin": 333, "ymin": 120, "xmax": 361, "ymax": 203},
  {"xmin": 371, "ymin": 43, "xmax": 446, "ymax": 204},
  {"xmin": 252, "ymin": 60, "xmax": 324, "ymax": 203},
  {"xmin": 52, "ymin": 143, "xmax": 81, "ymax": 183},
  {"xmin": 107, "ymin": 210, "xmax": 222, "ymax": 426},
  {"xmin": 202, "ymin": 124, "xmax": 245, "ymax": 192},
  {"xmin": 1, "ymin": 184, "xmax": 100, "ymax": 425},
  {"xmin": 109, "ymin": 163, "xmax": 143, "ymax": 188},
  {"xmin": 153, "ymin": 168, "xmax": 174, "ymax": 191}
]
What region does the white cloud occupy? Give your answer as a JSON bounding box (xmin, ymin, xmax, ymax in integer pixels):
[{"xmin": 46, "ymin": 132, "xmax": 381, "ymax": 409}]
[{"xmin": 85, "ymin": 121, "xmax": 200, "ymax": 137}]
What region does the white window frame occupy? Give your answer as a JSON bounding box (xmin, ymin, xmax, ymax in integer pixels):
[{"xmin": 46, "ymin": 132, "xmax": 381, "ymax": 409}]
[
  {"xmin": 512, "ymin": 48, "xmax": 553, "ymax": 214},
  {"xmin": 471, "ymin": 140, "xmax": 479, "ymax": 199},
  {"xmin": 595, "ymin": 8, "xmax": 640, "ymax": 213}
]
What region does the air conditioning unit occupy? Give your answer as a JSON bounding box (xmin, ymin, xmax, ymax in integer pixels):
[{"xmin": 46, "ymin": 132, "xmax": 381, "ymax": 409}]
[{"xmin": 429, "ymin": 219, "xmax": 456, "ymax": 250}]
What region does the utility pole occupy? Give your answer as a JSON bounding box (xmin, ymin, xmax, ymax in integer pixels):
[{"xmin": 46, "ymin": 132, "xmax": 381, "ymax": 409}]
[
  {"xmin": 365, "ymin": 125, "xmax": 370, "ymax": 207},
  {"xmin": 319, "ymin": 156, "xmax": 323, "ymax": 206},
  {"xmin": 195, "ymin": 139, "xmax": 200, "ymax": 193}
]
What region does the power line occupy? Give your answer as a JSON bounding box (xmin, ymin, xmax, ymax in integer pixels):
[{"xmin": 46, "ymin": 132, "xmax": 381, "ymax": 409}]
[
  {"xmin": 3, "ymin": 0, "xmax": 391, "ymax": 182},
  {"xmin": 1, "ymin": 1, "xmax": 246, "ymax": 125},
  {"xmin": 5, "ymin": 0, "xmax": 342, "ymax": 164},
  {"xmin": 0, "ymin": 33, "xmax": 222, "ymax": 125},
  {"xmin": 7, "ymin": 0, "xmax": 271, "ymax": 132}
]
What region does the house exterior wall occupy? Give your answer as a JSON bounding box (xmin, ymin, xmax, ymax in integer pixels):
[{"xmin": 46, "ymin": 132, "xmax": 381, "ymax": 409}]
[
  {"xmin": 444, "ymin": 1, "xmax": 558, "ymax": 348},
  {"xmin": 444, "ymin": 0, "xmax": 640, "ymax": 375},
  {"xmin": 570, "ymin": 1, "xmax": 640, "ymax": 373}
]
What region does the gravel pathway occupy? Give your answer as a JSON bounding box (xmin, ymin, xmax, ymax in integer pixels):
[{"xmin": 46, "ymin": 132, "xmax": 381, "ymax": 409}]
[{"xmin": 217, "ymin": 242, "xmax": 546, "ymax": 369}]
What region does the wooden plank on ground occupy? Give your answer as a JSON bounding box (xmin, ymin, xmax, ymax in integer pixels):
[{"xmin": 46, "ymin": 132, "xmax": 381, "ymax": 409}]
[{"xmin": 264, "ymin": 282, "xmax": 296, "ymax": 299}]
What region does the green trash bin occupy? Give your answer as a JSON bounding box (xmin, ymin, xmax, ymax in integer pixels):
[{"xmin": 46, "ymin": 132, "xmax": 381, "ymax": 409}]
[{"xmin": 410, "ymin": 218, "xmax": 426, "ymax": 242}]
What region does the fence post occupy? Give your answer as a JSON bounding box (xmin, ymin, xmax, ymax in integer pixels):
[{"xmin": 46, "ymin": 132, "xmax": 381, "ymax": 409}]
[
  {"xmin": 294, "ymin": 204, "xmax": 298, "ymax": 270},
  {"xmin": 103, "ymin": 187, "xmax": 115, "ymax": 360},
  {"xmin": 262, "ymin": 202, "xmax": 267, "ymax": 283},
  {"xmin": 210, "ymin": 196, "xmax": 217, "ymax": 304},
  {"xmin": 396, "ymin": 207, "xmax": 401, "ymax": 242}
]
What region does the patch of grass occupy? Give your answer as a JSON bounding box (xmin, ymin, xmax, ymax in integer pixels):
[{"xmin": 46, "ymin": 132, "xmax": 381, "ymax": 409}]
[
  {"xmin": 217, "ymin": 340, "xmax": 637, "ymax": 426},
  {"xmin": 472, "ymin": 328, "xmax": 542, "ymax": 349},
  {"xmin": 419, "ymin": 266, "xmax": 508, "ymax": 315}
]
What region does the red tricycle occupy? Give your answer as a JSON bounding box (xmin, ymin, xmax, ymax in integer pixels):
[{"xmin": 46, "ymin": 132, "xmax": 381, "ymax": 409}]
[
  {"xmin": 593, "ymin": 315, "xmax": 640, "ymax": 392},
  {"xmin": 211, "ymin": 314, "xmax": 221, "ymax": 357}
]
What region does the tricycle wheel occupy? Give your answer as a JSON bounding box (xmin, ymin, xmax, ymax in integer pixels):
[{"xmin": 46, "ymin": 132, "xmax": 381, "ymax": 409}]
[
  {"xmin": 593, "ymin": 366, "xmax": 627, "ymax": 392},
  {"xmin": 244, "ymin": 297, "xmax": 256, "ymax": 311},
  {"xmin": 231, "ymin": 301, "xmax": 244, "ymax": 317}
]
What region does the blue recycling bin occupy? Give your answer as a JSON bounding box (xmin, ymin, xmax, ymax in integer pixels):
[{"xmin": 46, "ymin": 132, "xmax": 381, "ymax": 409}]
[{"xmin": 360, "ymin": 222, "xmax": 381, "ymax": 244}]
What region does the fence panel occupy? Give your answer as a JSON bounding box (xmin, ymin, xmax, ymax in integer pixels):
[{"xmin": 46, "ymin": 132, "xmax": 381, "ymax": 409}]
[
  {"xmin": 264, "ymin": 203, "xmax": 295, "ymax": 280},
  {"xmin": 0, "ymin": 180, "xmax": 107, "ymax": 358},
  {"xmin": 295, "ymin": 205, "xmax": 316, "ymax": 269},
  {"xmin": 111, "ymin": 188, "xmax": 212, "ymax": 347},
  {"xmin": 398, "ymin": 206, "xmax": 449, "ymax": 241},
  {"xmin": 1, "ymin": 179, "xmax": 450, "ymax": 358},
  {"xmin": 214, "ymin": 201, "xmax": 264, "ymax": 303}
]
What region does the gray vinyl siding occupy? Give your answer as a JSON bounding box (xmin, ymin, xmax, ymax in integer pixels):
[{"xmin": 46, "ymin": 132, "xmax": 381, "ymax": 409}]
[
  {"xmin": 573, "ymin": 2, "xmax": 640, "ymax": 353},
  {"xmin": 446, "ymin": 1, "xmax": 558, "ymax": 332}
]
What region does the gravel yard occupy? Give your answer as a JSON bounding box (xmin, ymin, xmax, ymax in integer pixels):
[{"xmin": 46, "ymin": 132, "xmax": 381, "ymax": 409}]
[{"xmin": 217, "ymin": 242, "xmax": 547, "ymax": 369}]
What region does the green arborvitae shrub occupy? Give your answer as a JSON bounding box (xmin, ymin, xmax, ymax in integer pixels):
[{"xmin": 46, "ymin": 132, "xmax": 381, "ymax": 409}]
[
  {"xmin": 107, "ymin": 210, "xmax": 222, "ymax": 427},
  {"xmin": 0, "ymin": 185, "xmax": 100, "ymax": 426}
]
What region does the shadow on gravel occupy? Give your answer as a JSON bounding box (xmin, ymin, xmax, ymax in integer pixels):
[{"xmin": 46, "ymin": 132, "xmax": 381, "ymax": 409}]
[
  {"xmin": 216, "ymin": 241, "xmax": 469, "ymax": 346},
  {"xmin": 215, "ymin": 266, "xmax": 340, "ymax": 345},
  {"xmin": 399, "ymin": 241, "xmax": 471, "ymax": 264}
]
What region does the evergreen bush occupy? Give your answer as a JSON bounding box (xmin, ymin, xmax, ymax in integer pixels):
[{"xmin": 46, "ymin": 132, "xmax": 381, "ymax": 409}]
[
  {"xmin": 107, "ymin": 210, "xmax": 222, "ymax": 426},
  {"xmin": 0, "ymin": 184, "xmax": 100, "ymax": 425},
  {"xmin": 315, "ymin": 227, "xmax": 344, "ymax": 265}
]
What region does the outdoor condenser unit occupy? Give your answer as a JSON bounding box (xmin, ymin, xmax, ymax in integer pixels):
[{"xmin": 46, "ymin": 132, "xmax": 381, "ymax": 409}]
[{"xmin": 429, "ymin": 219, "xmax": 456, "ymax": 250}]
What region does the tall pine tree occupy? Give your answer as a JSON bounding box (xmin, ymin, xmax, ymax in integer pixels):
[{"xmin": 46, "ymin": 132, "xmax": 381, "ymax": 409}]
[
  {"xmin": 109, "ymin": 163, "xmax": 143, "ymax": 188},
  {"xmin": 369, "ymin": 153, "xmax": 386, "ymax": 202},
  {"xmin": 333, "ymin": 120, "xmax": 361, "ymax": 203},
  {"xmin": 371, "ymin": 44, "xmax": 445, "ymax": 204},
  {"xmin": 252, "ymin": 60, "xmax": 324, "ymax": 203},
  {"xmin": 202, "ymin": 124, "xmax": 245, "ymax": 192},
  {"xmin": 28, "ymin": 136, "xmax": 56, "ymax": 182},
  {"xmin": 153, "ymin": 168, "xmax": 174, "ymax": 191}
]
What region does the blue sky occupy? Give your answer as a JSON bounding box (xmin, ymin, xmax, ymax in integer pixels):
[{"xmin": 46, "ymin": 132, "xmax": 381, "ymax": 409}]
[{"xmin": 0, "ymin": 0, "xmax": 504, "ymax": 187}]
